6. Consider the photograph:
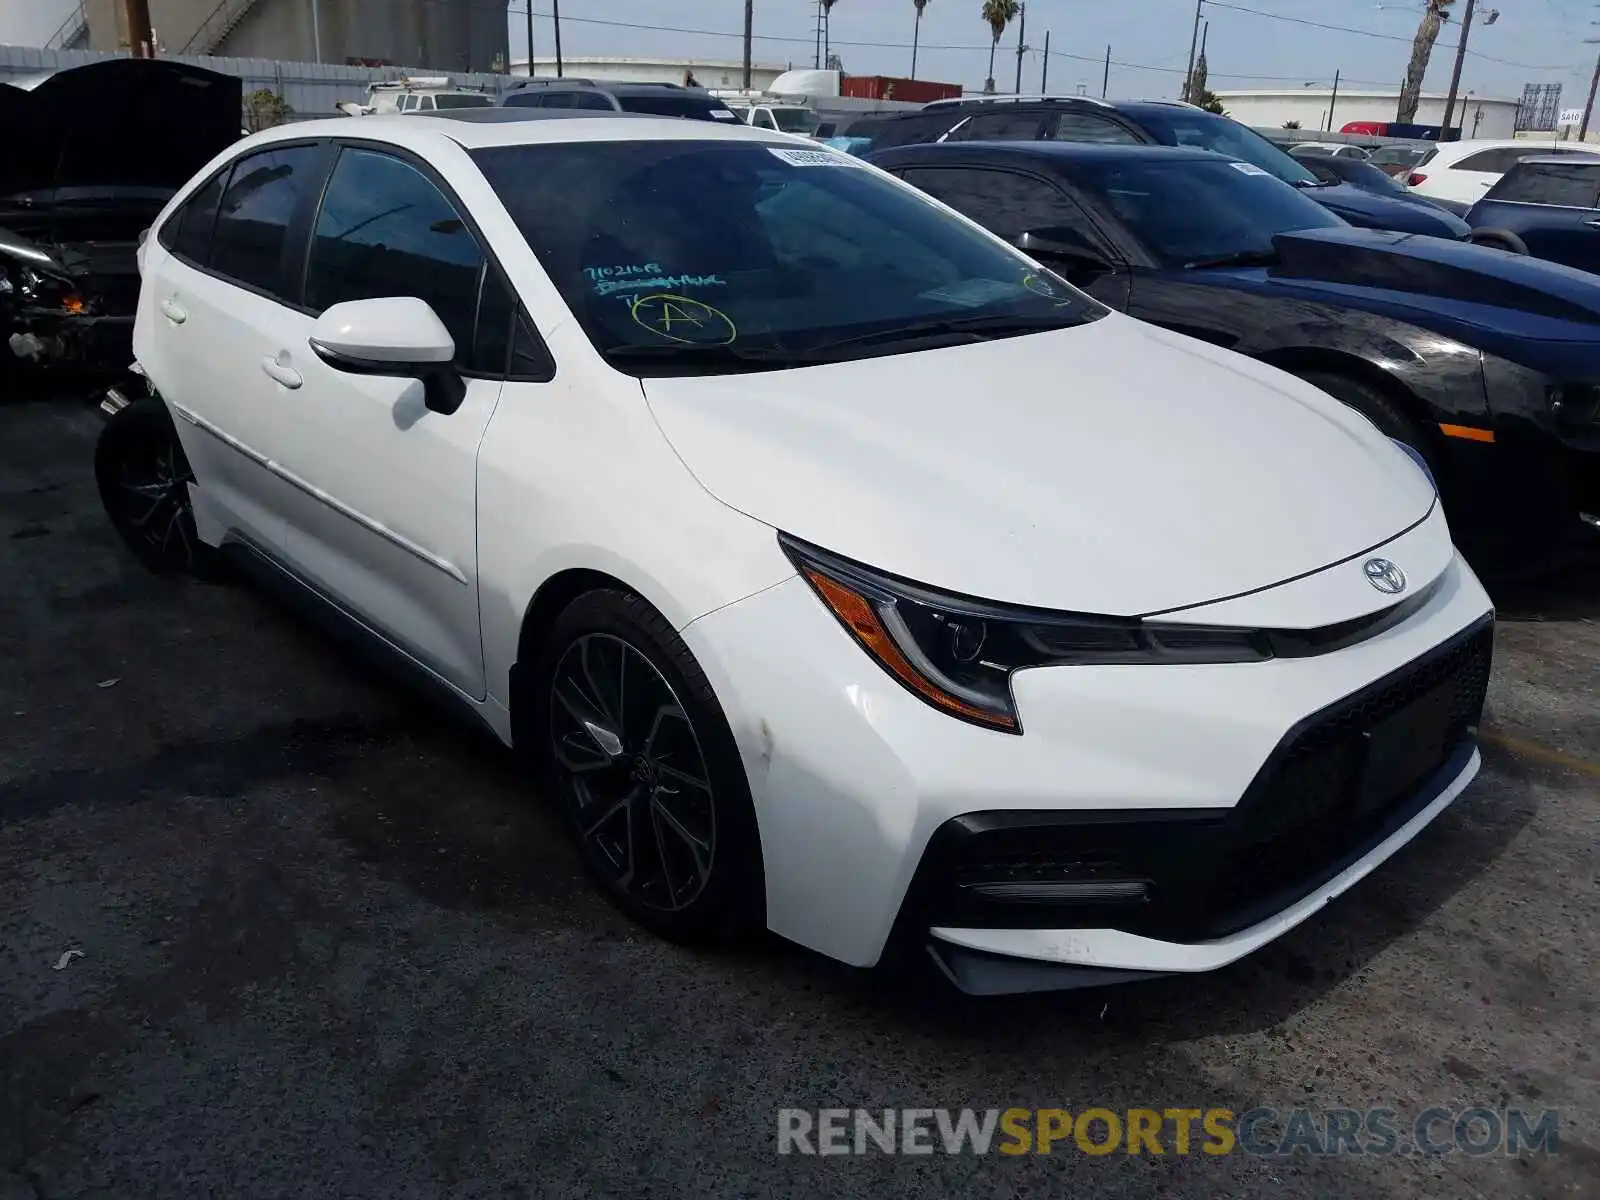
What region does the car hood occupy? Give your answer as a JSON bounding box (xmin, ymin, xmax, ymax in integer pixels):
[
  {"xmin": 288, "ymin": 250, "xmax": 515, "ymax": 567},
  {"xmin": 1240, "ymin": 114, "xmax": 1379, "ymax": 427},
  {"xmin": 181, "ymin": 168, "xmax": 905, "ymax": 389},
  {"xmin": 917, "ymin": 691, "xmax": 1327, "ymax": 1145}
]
[
  {"xmin": 1259, "ymin": 226, "xmax": 1600, "ymax": 341},
  {"xmin": 642, "ymin": 314, "xmax": 1435, "ymax": 616},
  {"xmin": 1302, "ymin": 181, "xmax": 1470, "ymax": 237},
  {"xmin": 0, "ymin": 59, "xmax": 240, "ymax": 201}
]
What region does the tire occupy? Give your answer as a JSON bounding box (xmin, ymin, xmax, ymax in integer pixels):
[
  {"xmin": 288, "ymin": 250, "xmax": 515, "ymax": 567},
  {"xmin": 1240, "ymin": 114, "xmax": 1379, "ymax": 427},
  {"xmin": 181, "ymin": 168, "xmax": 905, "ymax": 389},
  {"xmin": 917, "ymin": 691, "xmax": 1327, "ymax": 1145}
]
[
  {"xmin": 1294, "ymin": 370, "xmax": 1436, "ymax": 469},
  {"xmin": 94, "ymin": 398, "xmax": 225, "ymax": 580},
  {"xmin": 1468, "ymin": 229, "xmax": 1529, "ymax": 255},
  {"xmin": 530, "ymin": 587, "xmax": 765, "ymax": 944}
]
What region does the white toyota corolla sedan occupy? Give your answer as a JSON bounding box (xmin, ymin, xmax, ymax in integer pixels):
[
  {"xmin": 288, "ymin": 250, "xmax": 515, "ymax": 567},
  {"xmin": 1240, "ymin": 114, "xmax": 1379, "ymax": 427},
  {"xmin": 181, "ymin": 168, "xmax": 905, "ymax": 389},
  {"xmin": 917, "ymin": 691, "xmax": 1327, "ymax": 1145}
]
[{"xmin": 97, "ymin": 110, "xmax": 1495, "ymax": 994}]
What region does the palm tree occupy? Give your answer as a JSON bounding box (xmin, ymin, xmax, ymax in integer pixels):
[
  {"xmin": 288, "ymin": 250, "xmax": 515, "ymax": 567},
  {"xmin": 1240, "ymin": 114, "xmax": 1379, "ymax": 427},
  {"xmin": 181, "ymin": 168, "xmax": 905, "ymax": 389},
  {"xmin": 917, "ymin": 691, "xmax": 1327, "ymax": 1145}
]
[
  {"xmin": 1397, "ymin": 0, "xmax": 1454, "ymax": 124},
  {"xmin": 980, "ymin": 0, "xmax": 1020, "ymax": 94},
  {"xmin": 911, "ymin": 0, "xmax": 931, "ymax": 79}
]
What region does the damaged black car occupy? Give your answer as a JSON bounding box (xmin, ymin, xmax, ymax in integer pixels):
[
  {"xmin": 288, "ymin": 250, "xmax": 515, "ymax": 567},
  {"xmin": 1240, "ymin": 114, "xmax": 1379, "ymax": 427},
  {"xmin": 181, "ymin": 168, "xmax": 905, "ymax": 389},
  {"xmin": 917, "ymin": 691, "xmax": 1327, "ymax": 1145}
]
[{"xmin": 0, "ymin": 58, "xmax": 240, "ymax": 391}]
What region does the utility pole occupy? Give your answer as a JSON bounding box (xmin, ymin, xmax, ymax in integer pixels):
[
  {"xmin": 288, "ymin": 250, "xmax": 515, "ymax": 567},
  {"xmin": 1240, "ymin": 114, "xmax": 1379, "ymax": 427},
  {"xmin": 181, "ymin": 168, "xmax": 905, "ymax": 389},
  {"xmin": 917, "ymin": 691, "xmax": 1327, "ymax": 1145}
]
[
  {"xmin": 1326, "ymin": 68, "xmax": 1341, "ymax": 131},
  {"xmin": 814, "ymin": 1, "xmax": 823, "ymax": 69},
  {"xmin": 1439, "ymin": 0, "xmax": 1477, "ymax": 141},
  {"xmin": 1040, "ymin": 29, "xmax": 1049, "ymax": 92},
  {"xmin": 1102, "ymin": 44, "xmax": 1111, "ymax": 97},
  {"xmin": 1582, "ymin": 44, "xmax": 1600, "ymax": 141},
  {"xmin": 1013, "ymin": 3, "xmax": 1027, "ymax": 94},
  {"xmin": 524, "ymin": 0, "xmax": 534, "ymax": 76},
  {"xmin": 1182, "ymin": 0, "xmax": 1203, "ymax": 102},
  {"xmin": 743, "ymin": 0, "xmax": 754, "ymax": 90},
  {"xmin": 552, "ymin": 0, "xmax": 564, "ymax": 76},
  {"xmin": 310, "ymin": 0, "xmax": 321, "ymax": 64},
  {"xmin": 124, "ymin": 0, "xmax": 154, "ymax": 56}
]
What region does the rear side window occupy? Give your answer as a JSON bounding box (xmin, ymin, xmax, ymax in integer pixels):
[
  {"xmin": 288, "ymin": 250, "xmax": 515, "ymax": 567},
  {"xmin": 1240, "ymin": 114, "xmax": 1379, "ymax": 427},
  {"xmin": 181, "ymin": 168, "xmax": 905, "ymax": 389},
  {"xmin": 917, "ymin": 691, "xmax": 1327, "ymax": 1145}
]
[
  {"xmin": 946, "ymin": 111, "xmax": 1046, "ymax": 142},
  {"xmin": 572, "ymin": 91, "xmax": 616, "ymax": 111},
  {"xmin": 1050, "ymin": 113, "xmax": 1140, "ymax": 145},
  {"xmin": 503, "ymin": 90, "xmax": 544, "ymax": 108},
  {"xmin": 1488, "ymin": 162, "xmax": 1600, "ymax": 208},
  {"xmin": 163, "ymin": 169, "xmax": 227, "ymax": 263},
  {"xmin": 1456, "ymin": 148, "xmax": 1525, "ymax": 174},
  {"xmin": 900, "ymin": 167, "xmax": 1087, "ymax": 245},
  {"xmin": 305, "ymin": 147, "xmax": 486, "ymax": 368},
  {"xmin": 618, "ymin": 93, "xmax": 736, "ymax": 121},
  {"xmin": 209, "ymin": 144, "xmax": 320, "ymax": 299}
]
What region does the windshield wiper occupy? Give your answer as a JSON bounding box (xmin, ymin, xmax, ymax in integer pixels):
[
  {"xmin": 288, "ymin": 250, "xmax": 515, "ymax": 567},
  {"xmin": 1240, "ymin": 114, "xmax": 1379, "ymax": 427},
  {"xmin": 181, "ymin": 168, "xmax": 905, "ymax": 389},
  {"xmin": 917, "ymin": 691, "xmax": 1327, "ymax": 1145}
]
[
  {"xmin": 808, "ymin": 313, "xmax": 1076, "ymax": 353},
  {"xmin": 602, "ymin": 343, "xmax": 819, "ymax": 371},
  {"xmin": 1183, "ymin": 250, "xmax": 1279, "ymax": 270}
]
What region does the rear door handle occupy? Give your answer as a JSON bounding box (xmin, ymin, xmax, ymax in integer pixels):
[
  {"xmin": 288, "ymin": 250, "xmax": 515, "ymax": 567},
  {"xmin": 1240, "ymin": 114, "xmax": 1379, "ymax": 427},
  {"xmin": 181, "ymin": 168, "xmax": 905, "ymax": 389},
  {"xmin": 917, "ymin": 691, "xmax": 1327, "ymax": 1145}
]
[
  {"xmin": 159, "ymin": 298, "xmax": 187, "ymax": 324},
  {"xmin": 260, "ymin": 355, "xmax": 303, "ymax": 389}
]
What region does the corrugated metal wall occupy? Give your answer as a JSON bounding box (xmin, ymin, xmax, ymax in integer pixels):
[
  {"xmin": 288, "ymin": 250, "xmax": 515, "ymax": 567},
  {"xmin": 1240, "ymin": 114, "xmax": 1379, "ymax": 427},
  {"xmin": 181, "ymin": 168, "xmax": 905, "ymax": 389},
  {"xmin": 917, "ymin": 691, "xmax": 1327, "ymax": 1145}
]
[{"xmin": 0, "ymin": 43, "xmax": 519, "ymax": 118}]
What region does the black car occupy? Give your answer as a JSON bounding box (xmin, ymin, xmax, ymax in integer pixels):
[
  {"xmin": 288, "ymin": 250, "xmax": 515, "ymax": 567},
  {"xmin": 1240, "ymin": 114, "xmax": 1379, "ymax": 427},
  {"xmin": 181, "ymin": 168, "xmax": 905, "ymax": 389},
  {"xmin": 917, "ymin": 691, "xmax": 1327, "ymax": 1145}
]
[
  {"xmin": 845, "ymin": 96, "xmax": 1470, "ymax": 239},
  {"xmin": 871, "ymin": 140, "xmax": 1600, "ymax": 572},
  {"xmin": 0, "ymin": 58, "xmax": 240, "ymax": 388},
  {"xmin": 1290, "ymin": 148, "xmax": 1456, "ymax": 213},
  {"xmin": 501, "ymin": 78, "xmax": 741, "ymax": 123},
  {"xmin": 1466, "ymin": 156, "xmax": 1600, "ymax": 271}
]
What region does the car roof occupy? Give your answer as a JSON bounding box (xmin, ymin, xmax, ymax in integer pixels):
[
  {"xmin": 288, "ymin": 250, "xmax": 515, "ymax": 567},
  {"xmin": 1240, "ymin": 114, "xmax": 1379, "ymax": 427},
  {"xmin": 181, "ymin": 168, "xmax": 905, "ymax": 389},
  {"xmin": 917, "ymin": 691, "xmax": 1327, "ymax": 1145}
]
[
  {"xmin": 1428, "ymin": 137, "xmax": 1557, "ymax": 161},
  {"xmin": 505, "ymin": 79, "xmax": 719, "ymax": 98},
  {"xmin": 874, "ymin": 140, "xmax": 1225, "ymax": 165},
  {"xmin": 237, "ymin": 111, "xmax": 800, "ymax": 153}
]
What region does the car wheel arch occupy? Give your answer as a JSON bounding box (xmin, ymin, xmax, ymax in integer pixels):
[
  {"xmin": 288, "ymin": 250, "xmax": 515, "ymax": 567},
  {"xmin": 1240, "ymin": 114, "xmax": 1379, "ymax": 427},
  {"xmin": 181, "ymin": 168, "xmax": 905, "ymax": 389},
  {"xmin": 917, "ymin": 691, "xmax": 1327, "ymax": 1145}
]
[{"xmin": 1255, "ymin": 348, "xmax": 1441, "ymax": 455}]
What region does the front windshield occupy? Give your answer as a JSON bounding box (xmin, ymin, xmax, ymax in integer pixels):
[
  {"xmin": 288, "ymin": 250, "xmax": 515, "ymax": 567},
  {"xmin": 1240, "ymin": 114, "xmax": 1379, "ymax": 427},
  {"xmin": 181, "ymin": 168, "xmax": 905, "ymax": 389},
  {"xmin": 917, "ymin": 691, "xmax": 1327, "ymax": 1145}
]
[
  {"xmin": 472, "ymin": 140, "xmax": 1104, "ymax": 375},
  {"xmin": 1069, "ymin": 157, "xmax": 1345, "ymax": 268},
  {"xmin": 771, "ymin": 107, "xmax": 821, "ymax": 134},
  {"xmin": 1136, "ymin": 109, "xmax": 1320, "ymax": 186}
]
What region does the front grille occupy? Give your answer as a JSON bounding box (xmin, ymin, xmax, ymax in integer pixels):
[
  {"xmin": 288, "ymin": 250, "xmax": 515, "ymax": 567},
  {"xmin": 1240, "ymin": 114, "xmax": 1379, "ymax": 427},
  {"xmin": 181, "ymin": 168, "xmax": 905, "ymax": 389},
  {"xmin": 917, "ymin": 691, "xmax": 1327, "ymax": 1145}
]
[
  {"xmin": 1205, "ymin": 620, "xmax": 1493, "ymax": 930},
  {"xmin": 896, "ymin": 618, "xmax": 1494, "ymax": 944}
]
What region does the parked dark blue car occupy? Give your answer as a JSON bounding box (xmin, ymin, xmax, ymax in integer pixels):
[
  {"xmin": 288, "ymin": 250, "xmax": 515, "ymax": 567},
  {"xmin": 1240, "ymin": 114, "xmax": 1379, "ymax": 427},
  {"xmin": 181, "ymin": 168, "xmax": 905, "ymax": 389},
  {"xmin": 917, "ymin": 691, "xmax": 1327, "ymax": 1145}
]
[
  {"xmin": 1466, "ymin": 156, "xmax": 1600, "ymax": 274},
  {"xmin": 843, "ymin": 96, "xmax": 1472, "ymax": 239},
  {"xmin": 873, "ymin": 140, "xmax": 1600, "ymax": 574}
]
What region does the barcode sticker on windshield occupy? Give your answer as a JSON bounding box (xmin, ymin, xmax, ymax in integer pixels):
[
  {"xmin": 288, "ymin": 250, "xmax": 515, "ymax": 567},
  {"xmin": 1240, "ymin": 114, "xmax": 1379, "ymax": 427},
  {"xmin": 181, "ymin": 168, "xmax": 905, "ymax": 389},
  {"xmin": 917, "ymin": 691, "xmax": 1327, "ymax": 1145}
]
[
  {"xmin": 1229, "ymin": 161, "xmax": 1271, "ymax": 176},
  {"xmin": 768, "ymin": 146, "xmax": 864, "ymax": 168}
]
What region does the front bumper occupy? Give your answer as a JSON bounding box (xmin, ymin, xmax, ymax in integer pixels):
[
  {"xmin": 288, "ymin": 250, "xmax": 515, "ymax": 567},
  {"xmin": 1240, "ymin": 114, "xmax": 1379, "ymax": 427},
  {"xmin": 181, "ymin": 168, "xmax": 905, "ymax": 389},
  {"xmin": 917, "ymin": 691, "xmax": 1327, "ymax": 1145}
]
[
  {"xmin": 684, "ymin": 540, "xmax": 1495, "ymax": 983},
  {"xmin": 1438, "ymin": 426, "xmax": 1600, "ymax": 573}
]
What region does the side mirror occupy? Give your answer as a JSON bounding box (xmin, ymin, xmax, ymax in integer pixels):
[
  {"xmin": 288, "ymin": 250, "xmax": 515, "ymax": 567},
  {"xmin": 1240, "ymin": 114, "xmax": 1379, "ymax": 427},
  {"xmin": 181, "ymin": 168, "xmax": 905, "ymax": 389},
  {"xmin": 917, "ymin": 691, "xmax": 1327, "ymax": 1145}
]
[
  {"xmin": 308, "ymin": 297, "xmax": 465, "ymax": 415},
  {"xmin": 1013, "ymin": 229, "xmax": 1113, "ymax": 277}
]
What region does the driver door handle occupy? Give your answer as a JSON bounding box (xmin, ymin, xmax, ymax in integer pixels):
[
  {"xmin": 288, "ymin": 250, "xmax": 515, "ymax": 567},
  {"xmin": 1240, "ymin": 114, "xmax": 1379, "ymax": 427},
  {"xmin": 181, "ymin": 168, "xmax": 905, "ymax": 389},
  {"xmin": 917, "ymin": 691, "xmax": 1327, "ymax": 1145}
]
[
  {"xmin": 159, "ymin": 298, "xmax": 187, "ymax": 324},
  {"xmin": 260, "ymin": 355, "xmax": 303, "ymax": 389}
]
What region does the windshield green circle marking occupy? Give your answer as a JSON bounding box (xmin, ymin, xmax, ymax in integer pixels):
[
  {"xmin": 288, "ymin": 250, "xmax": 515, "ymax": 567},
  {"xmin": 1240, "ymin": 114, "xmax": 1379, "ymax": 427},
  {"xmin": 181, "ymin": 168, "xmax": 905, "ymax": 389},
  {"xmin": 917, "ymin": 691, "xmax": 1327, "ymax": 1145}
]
[{"xmin": 629, "ymin": 293, "xmax": 739, "ymax": 345}]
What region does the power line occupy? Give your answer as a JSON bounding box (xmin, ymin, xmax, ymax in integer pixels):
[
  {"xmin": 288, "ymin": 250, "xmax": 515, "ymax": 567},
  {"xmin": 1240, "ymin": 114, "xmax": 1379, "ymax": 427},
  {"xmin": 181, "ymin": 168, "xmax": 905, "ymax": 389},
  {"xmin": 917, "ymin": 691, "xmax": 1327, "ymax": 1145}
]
[{"xmin": 1205, "ymin": 1, "xmax": 1583, "ymax": 71}]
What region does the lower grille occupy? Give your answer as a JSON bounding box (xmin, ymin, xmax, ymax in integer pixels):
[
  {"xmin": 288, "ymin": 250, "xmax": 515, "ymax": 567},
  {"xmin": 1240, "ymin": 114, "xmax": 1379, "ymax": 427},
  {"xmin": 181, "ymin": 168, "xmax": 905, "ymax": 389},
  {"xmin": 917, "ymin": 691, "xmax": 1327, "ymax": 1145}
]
[{"xmin": 898, "ymin": 617, "xmax": 1494, "ymax": 943}]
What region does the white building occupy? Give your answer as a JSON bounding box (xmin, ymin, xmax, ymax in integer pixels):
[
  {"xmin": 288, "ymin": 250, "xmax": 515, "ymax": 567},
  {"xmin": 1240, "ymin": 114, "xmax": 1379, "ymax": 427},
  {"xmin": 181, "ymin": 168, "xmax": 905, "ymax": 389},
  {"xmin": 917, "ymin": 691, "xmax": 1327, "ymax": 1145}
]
[
  {"xmin": 1213, "ymin": 89, "xmax": 1522, "ymax": 138},
  {"xmin": 511, "ymin": 55, "xmax": 789, "ymax": 91}
]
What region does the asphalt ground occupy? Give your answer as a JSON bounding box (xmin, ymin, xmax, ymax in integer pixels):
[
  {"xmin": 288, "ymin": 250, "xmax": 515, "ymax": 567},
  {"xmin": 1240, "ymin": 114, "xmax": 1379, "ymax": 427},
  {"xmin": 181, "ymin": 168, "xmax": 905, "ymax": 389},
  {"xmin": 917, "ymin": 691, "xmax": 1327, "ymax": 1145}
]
[{"xmin": 1, "ymin": 396, "xmax": 1596, "ymax": 1199}]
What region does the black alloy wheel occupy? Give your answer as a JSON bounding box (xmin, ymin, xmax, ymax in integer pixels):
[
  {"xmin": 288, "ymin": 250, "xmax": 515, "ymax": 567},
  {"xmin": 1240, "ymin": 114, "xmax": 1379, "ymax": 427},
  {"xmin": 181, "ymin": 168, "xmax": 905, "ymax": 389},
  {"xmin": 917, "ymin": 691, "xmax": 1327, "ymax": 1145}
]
[
  {"xmin": 550, "ymin": 632, "xmax": 717, "ymax": 912},
  {"xmin": 532, "ymin": 589, "xmax": 763, "ymax": 942},
  {"xmin": 95, "ymin": 400, "xmax": 222, "ymax": 579}
]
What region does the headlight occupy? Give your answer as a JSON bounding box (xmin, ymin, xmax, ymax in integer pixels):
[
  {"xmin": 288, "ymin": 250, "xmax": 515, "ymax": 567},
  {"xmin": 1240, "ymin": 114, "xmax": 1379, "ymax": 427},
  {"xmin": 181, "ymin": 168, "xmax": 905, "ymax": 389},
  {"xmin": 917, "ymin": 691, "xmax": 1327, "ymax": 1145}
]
[
  {"xmin": 1390, "ymin": 437, "xmax": 1436, "ymax": 491},
  {"xmin": 781, "ymin": 535, "xmax": 1271, "ymax": 734}
]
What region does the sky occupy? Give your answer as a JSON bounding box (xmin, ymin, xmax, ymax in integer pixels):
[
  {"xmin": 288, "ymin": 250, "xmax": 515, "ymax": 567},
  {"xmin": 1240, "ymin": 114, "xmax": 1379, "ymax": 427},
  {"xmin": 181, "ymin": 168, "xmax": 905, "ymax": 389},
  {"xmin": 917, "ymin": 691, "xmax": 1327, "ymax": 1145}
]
[{"xmin": 3, "ymin": 0, "xmax": 1595, "ymax": 106}]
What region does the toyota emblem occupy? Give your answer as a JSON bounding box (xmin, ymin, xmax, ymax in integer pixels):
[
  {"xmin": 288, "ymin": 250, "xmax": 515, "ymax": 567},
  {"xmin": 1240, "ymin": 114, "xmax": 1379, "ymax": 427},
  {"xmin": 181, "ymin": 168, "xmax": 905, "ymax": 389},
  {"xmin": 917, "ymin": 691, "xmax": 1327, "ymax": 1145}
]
[{"xmin": 1363, "ymin": 557, "xmax": 1407, "ymax": 595}]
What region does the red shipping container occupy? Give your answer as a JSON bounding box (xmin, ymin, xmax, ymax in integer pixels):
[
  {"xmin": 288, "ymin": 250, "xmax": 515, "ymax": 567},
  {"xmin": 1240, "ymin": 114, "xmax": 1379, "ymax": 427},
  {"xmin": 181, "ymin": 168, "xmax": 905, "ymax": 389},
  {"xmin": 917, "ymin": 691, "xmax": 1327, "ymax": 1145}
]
[{"xmin": 839, "ymin": 75, "xmax": 962, "ymax": 104}]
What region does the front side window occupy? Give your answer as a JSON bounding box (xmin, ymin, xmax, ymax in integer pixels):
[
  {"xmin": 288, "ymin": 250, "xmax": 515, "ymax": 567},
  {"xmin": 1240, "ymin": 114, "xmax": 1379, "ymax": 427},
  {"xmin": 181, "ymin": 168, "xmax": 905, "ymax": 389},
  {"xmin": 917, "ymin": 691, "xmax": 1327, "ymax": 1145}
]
[
  {"xmin": 1066, "ymin": 157, "xmax": 1344, "ymax": 267},
  {"xmin": 899, "ymin": 167, "xmax": 1099, "ymax": 248},
  {"xmin": 1051, "ymin": 113, "xmax": 1141, "ymax": 145},
  {"xmin": 208, "ymin": 144, "xmax": 320, "ymax": 299},
  {"xmin": 1133, "ymin": 108, "xmax": 1319, "ymax": 186},
  {"xmin": 770, "ymin": 107, "xmax": 822, "ymax": 135},
  {"xmin": 472, "ymin": 139, "xmax": 1104, "ymax": 375},
  {"xmin": 947, "ymin": 111, "xmax": 1045, "ymax": 142},
  {"xmin": 305, "ymin": 147, "xmax": 486, "ymax": 366},
  {"xmin": 1487, "ymin": 162, "xmax": 1600, "ymax": 208}
]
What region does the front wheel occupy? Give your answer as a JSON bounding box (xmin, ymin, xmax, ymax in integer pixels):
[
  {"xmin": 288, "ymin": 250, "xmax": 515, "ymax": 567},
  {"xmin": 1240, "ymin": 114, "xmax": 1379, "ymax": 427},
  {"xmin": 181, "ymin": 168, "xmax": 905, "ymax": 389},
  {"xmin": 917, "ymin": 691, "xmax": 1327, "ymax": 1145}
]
[
  {"xmin": 531, "ymin": 588, "xmax": 765, "ymax": 944},
  {"xmin": 94, "ymin": 398, "xmax": 224, "ymax": 580},
  {"xmin": 1468, "ymin": 229, "xmax": 1529, "ymax": 255}
]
